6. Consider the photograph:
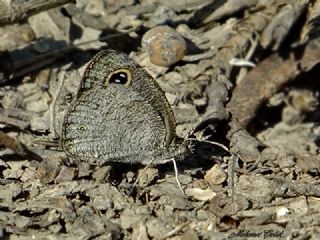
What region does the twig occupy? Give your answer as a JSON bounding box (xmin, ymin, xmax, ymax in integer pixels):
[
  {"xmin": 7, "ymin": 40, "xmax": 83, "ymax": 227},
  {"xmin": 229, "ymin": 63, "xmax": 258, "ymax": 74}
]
[
  {"xmin": 50, "ymin": 70, "xmax": 66, "ymax": 138},
  {"xmin": 0, "ymin": 130, "xmax": 41, "ymax": 160},
  {"xmin": 2, "ymin": 32, "xmax": 133, "ymax": 82},
  {"xmin": 160, "ymin": 221, "xmax": 191, "ymax": 240},
  {"xmin": 0, "ymin": 0, "xmax": 75, "ymax": 26}
]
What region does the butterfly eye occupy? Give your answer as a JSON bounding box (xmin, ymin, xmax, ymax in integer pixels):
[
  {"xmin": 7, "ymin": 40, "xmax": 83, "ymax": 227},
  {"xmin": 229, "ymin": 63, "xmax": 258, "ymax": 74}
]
[{"xmin": 106, "ymin": 69, "xmax": 132, "ymax": 86}]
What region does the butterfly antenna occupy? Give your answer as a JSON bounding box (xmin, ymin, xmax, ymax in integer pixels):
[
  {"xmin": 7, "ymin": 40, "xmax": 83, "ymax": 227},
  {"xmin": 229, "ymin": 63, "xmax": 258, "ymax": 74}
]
[{"xmin": 185, "ymin": 137, "xmax": 230, "ymax": 153}]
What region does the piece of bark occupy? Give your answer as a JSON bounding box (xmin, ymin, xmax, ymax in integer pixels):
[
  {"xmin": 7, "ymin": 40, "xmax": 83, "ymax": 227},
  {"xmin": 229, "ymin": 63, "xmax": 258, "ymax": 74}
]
[
  {"xmin": 300, "ymin": 38, "xmax": 320, "ymax": 72},
  {"xmin": 300, "ymin": 0, "xmax": 320, "ymax": 44},
  {"xmin": 0, "ymin": 32, "xmax": 128, "ymax": 83},
  {"xmin": 28, "ymin": 9, "xmax": 71, "ymax": 41},
  {"xmin": 0, "ymin": 114, "xmax": 30, "ymax": 129},
  {"xmin": 64, "ymin": 4, "xmax": 107, "ymax": 30},
  {"xmin": 227, "ymin": 122, "xmax": 263, "ymax": 162},
  {"xmin": 227, "ymin": 52, "xmax": 297, "ymax": 128},
  {"xmin": 299, "ymin": 1, "xmax": 320, "ymax": 71},
  {"xmin": 227, "ymin": 52, "xmax": 298, "ymax": 161},
  {"xmin": 199, "ymin": 0, "xmax": 259, "ymax": 25},
  {"xmin": 0, "ymin": 38, "xmax": 67, "ymax": 83},
  {"xmin": 0, "ymin": 131, "xmax": 28, "ymax": 157},
  {"xmin": 0, "ymin": 0, "xmax": 75, "ymax": 26},
  {"xmin": 271, "ymin": 176, "xmax": 320, "ymax": 197},
  {"xmin": 0, "ymin": 130, "xmax": 41, "ymax": 160},
  {"xmin": 260, "ymin": 1, "xmax": 309, "ymax": 50},
  {"xmin": 203, "ymin": 80, "xmax": 229, "ymax": 121}
]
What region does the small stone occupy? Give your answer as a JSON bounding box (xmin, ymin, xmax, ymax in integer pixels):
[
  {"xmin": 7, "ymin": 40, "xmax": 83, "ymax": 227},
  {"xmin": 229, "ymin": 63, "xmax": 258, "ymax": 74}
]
[
  {"xmin": 126, "ymin": 171, "xmax": 135, "ymax": 183},
  {"xmin": 181, "ymin": 228, "xmax": 199, "ymax": 240},
  {"xmin": 191, "ymin": 179, "xmax": 209, "ymax": 189},
  {"xmin": 54, "ymin": 166, "xmax": 76, "ymax": 183},
  {"xmin": 159, "ymin": 194, "xmax": 193, "ymax": 210},
  {"xmin": 37, "ymin": 156, "xmax": 63, "ymax": 184},
  {"xmin": 137, "ymin": 167, "xmax": 159, "ymax": 187},
  {"xmin": 235, "ymin": 175, "xmax": 277, "ymax": 203},
  {"xmin": 93, "ymin": 195, "xmax": 113, "ymax": 211},
  {"xmin": 276, "ymin": 206, "xmax": 290, "ymax": 219},
  {"xmin": 204, "ymin": 164, "xmax": 227, "ymax": 185},
  {"xmin": 146, "ymin": 218, "xmax": 170, "ymax": 239},
  {"xmin": 15, "ymin": 215, "xmax": 31, "ymax": 229},
  {"xmin": 77, "ymin": 162, "xmax": 92, "ymax": 178},
  {"xmin": 20, "ymin": 167, "xmax": 37, "ymax": 182},
  {"xmin": 92, "ymin": 165, "xmax": 112, "ymax": 182},
  {"xmin": 131, "ymin": 222, "xmax": 149, "ymax": 240},
  {"xmin": 282, "ymin": 106, "xmax": 302, "ymax": 125},
  {"xmin": 142, "ymin": 25, "xmax": 186, "ymax": 67},
  {"xmin": 289, "ymin": 89, "xmax": 318, "ymax": 113},
  {"xmin": 185, "ymin": 188, "xmax": 216, "ymax": 201},
  {"xmin": 197, "ymin": 209, "xmax": 210, "ymax": 221},
  {"xmin": 3, "ymin": 164, "xmax": 24, "ymax": 180}
]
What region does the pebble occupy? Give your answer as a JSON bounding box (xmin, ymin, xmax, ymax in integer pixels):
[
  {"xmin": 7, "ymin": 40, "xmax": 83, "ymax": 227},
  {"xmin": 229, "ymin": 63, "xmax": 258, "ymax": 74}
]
[
  {"xmin": 142, "ymin": 25, "xmax": 187, "ymax": 67},
  {"xmin": 204, "ymin": 164, "xmax": 227, "ymax": 185}
]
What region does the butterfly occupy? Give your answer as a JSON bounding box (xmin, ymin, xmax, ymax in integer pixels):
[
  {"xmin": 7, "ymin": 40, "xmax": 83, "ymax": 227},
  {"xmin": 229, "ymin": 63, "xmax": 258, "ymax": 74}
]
[{"xmin": 61, "ymin": 49, "xmax": 188, "ymax": 166}]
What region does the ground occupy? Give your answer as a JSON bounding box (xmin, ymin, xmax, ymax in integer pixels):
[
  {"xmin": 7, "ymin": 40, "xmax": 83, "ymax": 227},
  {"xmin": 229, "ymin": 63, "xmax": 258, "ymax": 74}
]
[{"xmin": 0, "ymin": 0, "xmax": 319, "ymax": 239}]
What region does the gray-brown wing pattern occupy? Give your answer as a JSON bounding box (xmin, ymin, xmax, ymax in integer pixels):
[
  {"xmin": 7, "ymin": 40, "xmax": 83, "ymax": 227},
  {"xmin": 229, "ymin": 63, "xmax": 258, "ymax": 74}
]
[
  {"xmin": 78, "ymin": 49, "xmax": 177, "ymax": 146},
  {"xmin": 62, "ymin": 84, "xmax": 171, "ymax": 165}
]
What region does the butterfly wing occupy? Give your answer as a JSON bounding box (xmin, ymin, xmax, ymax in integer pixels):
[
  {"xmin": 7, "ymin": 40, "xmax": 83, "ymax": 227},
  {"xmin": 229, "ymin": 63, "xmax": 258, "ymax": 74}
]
[
  {"xmin": 62, "ymin": 85, "xmax": 173, "ymax": 165},
  {"xmin": 79, "ymin": 49, "xmax": 177, "ymax": 146}
]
